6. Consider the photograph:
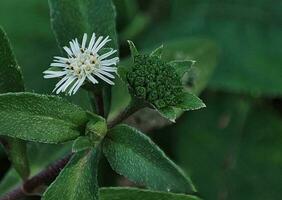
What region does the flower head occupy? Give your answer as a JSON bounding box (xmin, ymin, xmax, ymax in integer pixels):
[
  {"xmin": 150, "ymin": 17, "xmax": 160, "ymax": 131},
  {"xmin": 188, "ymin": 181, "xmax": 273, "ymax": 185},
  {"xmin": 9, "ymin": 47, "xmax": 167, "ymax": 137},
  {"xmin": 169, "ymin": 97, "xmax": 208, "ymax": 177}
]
[
  {"xmin": 127, "ymin": 54, "xmax": 184, "ymax": 109},
  {"xmin": 43, "ymin": 33, "xmax": 119, "ymax": 95},
  {"xmin": 123, "ymin": 41, "xmax": 205, "ymax": 122}
]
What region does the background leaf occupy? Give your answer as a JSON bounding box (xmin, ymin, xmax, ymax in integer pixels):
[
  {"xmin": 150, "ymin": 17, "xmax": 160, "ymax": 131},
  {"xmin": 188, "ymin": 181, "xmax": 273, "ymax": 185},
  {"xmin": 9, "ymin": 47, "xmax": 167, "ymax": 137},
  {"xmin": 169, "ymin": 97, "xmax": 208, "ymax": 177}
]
[
  {"xmin": 0, "ymin": 92, "xmax": 88, "ymax": 143},
  {"xmin": 159, "ymin": 93, "xmax": 282, "ymax": 199},
  {"xmin": 139, "ymin": 0, "xmax": 282, "ymax": 97},
  {"xmin": 43, "ymin": 149, "xmax": 100, "ymax": 200},
  {"xmin": 0, "ymin": 27, "xmax": 29, "ymax": 179},
  {"xmin": 100, "ymin": 187, "xmax": 201, "ymax": 200},
  {"xmin": 103, "ymin": 124, "xmax": 196, "ymax": 194},
  {"xmin": 49, "ymin": 0, "xmax": 118, "ymax": 50}
]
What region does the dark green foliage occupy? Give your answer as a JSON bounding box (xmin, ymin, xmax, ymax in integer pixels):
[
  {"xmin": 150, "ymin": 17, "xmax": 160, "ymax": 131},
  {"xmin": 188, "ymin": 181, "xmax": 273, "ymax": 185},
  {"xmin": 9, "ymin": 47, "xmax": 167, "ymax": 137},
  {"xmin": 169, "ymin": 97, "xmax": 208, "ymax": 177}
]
[{"xmin": 127, "ymin": 55, "xmax": 184, "ymax": 109}]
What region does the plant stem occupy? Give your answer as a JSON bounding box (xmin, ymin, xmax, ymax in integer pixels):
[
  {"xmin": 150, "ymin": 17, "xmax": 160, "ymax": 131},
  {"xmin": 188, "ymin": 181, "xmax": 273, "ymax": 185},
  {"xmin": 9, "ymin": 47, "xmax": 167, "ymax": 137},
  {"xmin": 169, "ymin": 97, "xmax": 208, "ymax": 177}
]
[
  {"xmin": 108, "ymin": 99, "xmax": 145, "ymax": 128},
  {"xmin": 0, "ymin": 154, "xmax": 72, "ymax": 200}
]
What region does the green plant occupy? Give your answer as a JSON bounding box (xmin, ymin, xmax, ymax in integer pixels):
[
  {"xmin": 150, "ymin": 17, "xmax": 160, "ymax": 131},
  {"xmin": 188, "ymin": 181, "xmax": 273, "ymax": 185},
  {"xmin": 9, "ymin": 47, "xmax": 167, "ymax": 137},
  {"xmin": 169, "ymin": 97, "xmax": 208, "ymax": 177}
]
[{"xmin": 0, "ymin": 0, "xmax": 207, "ymax": 199}]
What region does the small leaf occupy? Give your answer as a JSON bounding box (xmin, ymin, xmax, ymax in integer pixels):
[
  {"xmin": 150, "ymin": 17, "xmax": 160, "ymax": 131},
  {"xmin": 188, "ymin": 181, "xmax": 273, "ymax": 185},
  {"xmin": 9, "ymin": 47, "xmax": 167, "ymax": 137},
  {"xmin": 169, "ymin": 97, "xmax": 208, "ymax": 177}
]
[
  {"xmin": 0, "ymin": 27, "xmax": 29, "ymax": 179},
  {"xmin": 86, "ymin": 113, "xmax": 107, "ymax": 146},
  {"xmin": 100, "ymin": 187, "xmax": 201, "ymax": 200},
  {"xmin": 177, "ymin": 92, "xmax": 206, "ymax": 111},
  {"xmin": 43, "ymin": 149, "xmax": 100, "ymax": 200},
  {"xmin": 169, "ymin": 60, "xmax": 195, "ymax": 78},
  {"xmin": 103, "ymin": 124, "xmax": 196, "ymax": 194},
  {"xmin": 72, "ymin": 136, "xmax": 92, "ymax": 153},
  {"xmin": 0, "ymin": 92, "xmax": 88, "ymax": 143},
  {"xmin": 157, "ymin": 106, "xmax": 177, "ymax": 122},
  {"xmin": 127, "ymin": 40, "xmax": 139, "ymax": 58},
  {"xmin": 150, "ymin": 45, "xmax": 164, "ymax": 58}
]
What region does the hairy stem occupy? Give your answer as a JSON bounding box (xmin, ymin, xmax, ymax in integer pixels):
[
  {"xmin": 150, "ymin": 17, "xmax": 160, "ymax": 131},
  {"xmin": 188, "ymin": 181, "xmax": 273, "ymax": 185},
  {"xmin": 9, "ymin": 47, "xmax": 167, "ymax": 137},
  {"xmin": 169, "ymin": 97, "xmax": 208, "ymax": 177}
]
[{"xmin": 0, "ymin": 154, "xmax": 72, "ymax": 200}]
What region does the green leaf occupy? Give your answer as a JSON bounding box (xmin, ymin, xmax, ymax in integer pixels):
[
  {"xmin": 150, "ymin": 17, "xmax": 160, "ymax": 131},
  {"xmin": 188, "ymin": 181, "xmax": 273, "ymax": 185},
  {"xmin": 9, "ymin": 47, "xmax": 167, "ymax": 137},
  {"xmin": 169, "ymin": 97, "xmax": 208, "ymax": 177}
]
[
  {"xmin": 127, "ymin": 40, "xmax": 139, "ymax": 58},
  {"xmin": 0, "ymin": 27, "xmax": 29, "ymax": 179},
  {"xmin": 0, "ymin": 92, "xmax": 88, "ymax": 143},
  {"xmin": 49, "ymin": 0, "xmax": 118, "ymax": 50},
  {"xmin": 100, "ymin": 187, "xmax": 201, "ymax": 200},
  {"xmin": 161, "ymin": 39, "xmax": 218, "ymax": 95},
  {"xmin": 86, "ymin": 113, "xmax": 107, "ymax": 145},
  {"xmin": 43, "ymin": 149, "xmax": 100, "ymax": 200},
  {"xmin": 169, "ymin": 60, "xmax": 195, "ymax": 78},
  {"xmin": 177, "ymin": 92, "xmax": 206, "ymax": 111},
  {"xmin": 72, "ymin": 136, "xmax": 92, "ymax": 153},
  {"xmin": 157, "ymin": 106, "xmax": 177, "ymax": 122},
  {"xmin": 150, "ymin": 45, "xmax": 163, "ymax": 58},
  {"xmin": 103, "ymin": 124, "xmax": 196, "ymax": 194}
]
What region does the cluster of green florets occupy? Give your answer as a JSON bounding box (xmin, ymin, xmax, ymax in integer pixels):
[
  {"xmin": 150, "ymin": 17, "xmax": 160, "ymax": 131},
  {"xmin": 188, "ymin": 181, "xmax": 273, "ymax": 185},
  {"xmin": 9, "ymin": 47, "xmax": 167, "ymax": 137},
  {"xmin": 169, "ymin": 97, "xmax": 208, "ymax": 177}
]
[{"xmin": 127, "ymin": 55, "xmax": 184, "ymax": 108}]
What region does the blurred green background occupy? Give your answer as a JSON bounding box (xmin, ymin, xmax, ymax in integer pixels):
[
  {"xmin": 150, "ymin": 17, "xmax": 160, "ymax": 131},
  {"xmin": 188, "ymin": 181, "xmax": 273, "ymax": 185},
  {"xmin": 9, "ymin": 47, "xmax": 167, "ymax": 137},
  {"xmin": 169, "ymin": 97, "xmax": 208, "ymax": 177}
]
[{"xmin": 0, "ymin": 0, "xmax": 281, "ymax": 199}]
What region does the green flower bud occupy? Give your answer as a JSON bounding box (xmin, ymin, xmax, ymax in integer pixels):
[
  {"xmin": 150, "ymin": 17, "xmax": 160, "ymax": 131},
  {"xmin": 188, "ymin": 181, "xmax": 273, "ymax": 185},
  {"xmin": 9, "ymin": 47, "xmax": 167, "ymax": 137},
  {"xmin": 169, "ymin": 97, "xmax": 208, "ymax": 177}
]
[{"xmin": 126, "ymin": 53, "xmax": 185, "ymax": 109}]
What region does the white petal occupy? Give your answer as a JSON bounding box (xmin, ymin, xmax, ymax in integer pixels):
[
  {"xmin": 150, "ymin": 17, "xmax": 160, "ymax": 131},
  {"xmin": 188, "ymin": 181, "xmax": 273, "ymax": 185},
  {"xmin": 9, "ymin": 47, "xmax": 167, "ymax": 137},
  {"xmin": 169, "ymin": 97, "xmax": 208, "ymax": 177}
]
[
  {"xmin": 82, "ymin": 33, "xmax": 87, "ymax": 49},
  {"xmin": 43, "ymin": 71, "xmax": 67, "ymax": 78},
  {"xmin": 86, "ymin": 74, "xmax": 98, "ymax": 85},
  {"xmin": 100, "ymin": 57, "xmax": 119, "ymax": 66},
  {"xmin": 100, "ymin": 66, "xmax": 117, "ymax": 72},
  {"xmin": 54, "ymin": 56, "xmax": 69, "ymax": 62},
  {"xmin": 50, "ymin": 63, "xmax": 67, "ymax": 68},
  {"xmin": 88, "ymin": 33, "xmax": 96, "ymax": 51},
  {"xmin": 71, "ymin": 76, "xmax": 86, "ymax": 95},
  {"xmin": 52, "ymin": 76, "xmax": 70, "ymax": 93},
  {"xmin": 95, "ymin": 73, "xmax": 114, "ymax": 85},
  {"xmin": 61, "ymin": 76, "xmax": 77, "ymax": 92},
  {"xmin": 74, "ymin": 38, "xmax": 81, "ymax": 53},
  {"xmin": 93, "ymin": 36, "xmax": 110, "ymax": 53},
  {"xmin": 97, "ymin": 69, "xmax": 115, "ymax": 79},
  {"xmin": 63, "ymin": 46, "xmax": 73, "ymax": 57},
  {"xmin": 91, "ymin": 36, "xmax": 103, "ymax": 52},
  {"xmin": 99, "ymin": 49, "xmax": 117, "ymax": 60},
  {"xmin": 69, "ymin": 40, "xmax": 79, "ymax": 56},
  {"xmin": 68, "ymin": 79, "xmax": 80, "ymax": 95}
]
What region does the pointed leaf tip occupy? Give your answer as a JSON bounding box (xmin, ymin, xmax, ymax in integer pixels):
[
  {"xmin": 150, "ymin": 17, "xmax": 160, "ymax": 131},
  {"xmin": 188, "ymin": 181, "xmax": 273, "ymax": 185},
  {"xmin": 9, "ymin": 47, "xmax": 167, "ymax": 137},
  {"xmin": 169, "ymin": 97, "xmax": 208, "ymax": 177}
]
[
  {"xmin": 127, "ymin": 40, "xmax": 139, "ymax": 58},
  {"xmin": 150, "ymin": 45, "xmax": 164, "ymax": 58}
]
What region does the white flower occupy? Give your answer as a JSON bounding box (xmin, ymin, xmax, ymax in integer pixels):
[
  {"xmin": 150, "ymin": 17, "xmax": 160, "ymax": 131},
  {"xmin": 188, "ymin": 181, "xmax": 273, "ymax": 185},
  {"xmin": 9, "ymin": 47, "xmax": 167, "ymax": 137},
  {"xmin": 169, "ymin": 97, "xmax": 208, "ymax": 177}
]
[{"xmin": 43, "ymin": 33, "xmax": 119, "ymax": 95}]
